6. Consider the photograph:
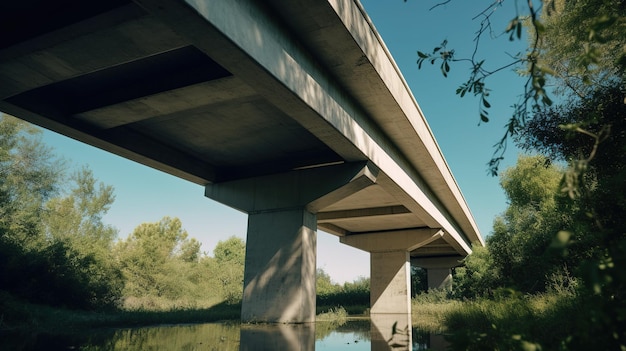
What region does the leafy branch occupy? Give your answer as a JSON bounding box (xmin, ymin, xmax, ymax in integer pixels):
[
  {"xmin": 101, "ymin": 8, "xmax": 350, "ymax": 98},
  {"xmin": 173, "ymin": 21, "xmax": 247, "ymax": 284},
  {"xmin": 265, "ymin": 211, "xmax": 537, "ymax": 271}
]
[{"xmin": 416, "ymin": 0, "xmax": 556, "ymax": 175}]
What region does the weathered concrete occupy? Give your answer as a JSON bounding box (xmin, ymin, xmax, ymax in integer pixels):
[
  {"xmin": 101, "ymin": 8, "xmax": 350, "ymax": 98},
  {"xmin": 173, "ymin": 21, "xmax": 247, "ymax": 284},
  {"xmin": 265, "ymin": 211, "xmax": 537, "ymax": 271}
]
[
  {"xmin": 206, "ymin": 162, "xmax": 378, "ymax": 322},
  {"xmin": 412, "ymin": 256, "xmax": 464, "ymax": 290},
  {"xmin": 242, "ymin": 208, "xmax": 317, "ymax": 323},
  {"xmin": 370, "ymin": 251, "xmax": 411, "ymax": 314}
]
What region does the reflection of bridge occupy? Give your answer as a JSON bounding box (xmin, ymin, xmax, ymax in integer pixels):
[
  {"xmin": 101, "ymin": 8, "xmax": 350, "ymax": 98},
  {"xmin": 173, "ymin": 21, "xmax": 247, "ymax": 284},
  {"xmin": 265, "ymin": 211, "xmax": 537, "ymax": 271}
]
[{"xmin": 0, "ymin": 0, "xmax": 483, "ymax": 326}]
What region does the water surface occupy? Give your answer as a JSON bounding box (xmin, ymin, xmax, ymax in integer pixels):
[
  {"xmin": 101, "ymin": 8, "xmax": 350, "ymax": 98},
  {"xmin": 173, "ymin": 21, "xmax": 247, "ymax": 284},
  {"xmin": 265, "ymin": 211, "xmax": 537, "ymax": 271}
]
[{"xmin": 7, "ymin": 318, "xmax": 447, "ymax": 350}]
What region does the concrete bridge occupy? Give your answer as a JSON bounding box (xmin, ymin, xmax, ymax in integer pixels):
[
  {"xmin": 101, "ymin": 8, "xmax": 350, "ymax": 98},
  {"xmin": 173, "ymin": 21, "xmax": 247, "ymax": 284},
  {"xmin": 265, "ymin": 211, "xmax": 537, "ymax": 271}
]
[{"xmin": 0, "ymin": 0, "xmax": 483, "ymax": 325}]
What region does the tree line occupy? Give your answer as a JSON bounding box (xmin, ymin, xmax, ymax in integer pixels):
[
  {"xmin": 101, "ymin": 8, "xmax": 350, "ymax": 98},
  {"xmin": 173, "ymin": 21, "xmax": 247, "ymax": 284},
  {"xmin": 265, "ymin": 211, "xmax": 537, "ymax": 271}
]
[
  {"xmin": 0, "ymin": 116, "xmax": 371, "ymax": 312},
  {"xmin": 412, "ymin": 0, "xmax": 624, "ymax": 348}
]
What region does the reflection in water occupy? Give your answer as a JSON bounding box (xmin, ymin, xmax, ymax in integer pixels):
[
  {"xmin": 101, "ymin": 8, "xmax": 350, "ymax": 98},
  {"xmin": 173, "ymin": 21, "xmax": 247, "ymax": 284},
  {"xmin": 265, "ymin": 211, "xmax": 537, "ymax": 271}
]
[
  {"xmin": 8, "ymin": 319, "xmax": 448, "ymax": 350},
  {"xmin": 370, "ymin": 313, "xmax": 412, "ymax": 350},
  {"xmin": 240, "ymin": 323, "xmax": 315, "ymax": 350}
]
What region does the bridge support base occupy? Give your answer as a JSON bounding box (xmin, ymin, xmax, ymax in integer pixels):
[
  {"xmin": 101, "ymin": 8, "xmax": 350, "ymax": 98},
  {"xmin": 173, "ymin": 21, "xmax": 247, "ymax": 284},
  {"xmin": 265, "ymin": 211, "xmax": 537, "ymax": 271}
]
[
  {"xmin": 412, "ymin": 256, "xmax": 463, "ymax": 290},
  {"xmin": 370, "ymin": 251, "xmax": 411, "ymax": 314},
  {"xmin": 341, "ymin": 229, "xmax": 443, "ymax": 316},
  {"xmin": 205, "ymin": 162, "xmax": 378, "ymax": 323}
]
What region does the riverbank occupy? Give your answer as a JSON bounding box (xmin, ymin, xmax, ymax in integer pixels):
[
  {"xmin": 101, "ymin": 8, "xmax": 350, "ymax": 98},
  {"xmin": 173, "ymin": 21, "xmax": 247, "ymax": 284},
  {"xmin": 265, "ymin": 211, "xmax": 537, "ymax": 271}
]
[
  {"xmin": 3, "ymin": 289, "xmax": 578, "ymax": 349},
  {"xmin": 0, "ymin": 292, "xmax": 370, "ymax": 338},
  {"xmin": 0, "ymin": 292, "xmax": 240, "ymax": 337},
  {"xmin": 411, "ymin": 290, "xmax": 581, "ymax": 349}
]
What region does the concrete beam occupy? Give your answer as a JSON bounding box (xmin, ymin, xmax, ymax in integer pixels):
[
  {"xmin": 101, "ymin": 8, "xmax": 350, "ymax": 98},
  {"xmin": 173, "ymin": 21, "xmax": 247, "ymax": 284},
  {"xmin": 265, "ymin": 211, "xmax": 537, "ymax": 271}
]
[
  {"xmin": 141, "ymin": 0, "xmax": 477, "ymax": 254},
  {"xmin": 205, "ymin": 161, "xmax": 378, "ymax": 214},
  {"xmin": 317, "ymin": 205, "xmax": 410, "ymax": 223},
  {"xmin": 340, "ymin": 228, "xmax": 443, "ymax": 252}
]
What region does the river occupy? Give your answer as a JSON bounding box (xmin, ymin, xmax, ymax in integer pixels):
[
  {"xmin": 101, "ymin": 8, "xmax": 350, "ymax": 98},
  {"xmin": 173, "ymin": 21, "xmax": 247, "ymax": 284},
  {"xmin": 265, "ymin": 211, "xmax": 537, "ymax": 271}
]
[{"xmin": 7, "ymin": 318, "xmax": 448, "ymax": 350}]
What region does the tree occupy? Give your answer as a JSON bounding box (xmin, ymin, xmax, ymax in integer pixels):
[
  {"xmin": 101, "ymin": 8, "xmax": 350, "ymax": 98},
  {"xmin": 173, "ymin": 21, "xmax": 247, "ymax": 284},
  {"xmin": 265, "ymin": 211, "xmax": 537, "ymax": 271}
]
[
  {"xmin": 41, "ymin": 168, "xmax": 123, "ymax": 308},
  {"xmin": 538, "ymin": 0, "xmax": 626, "ymax": 96},
  {"xmin": 488, "ymin": 155, "xmax": 566, "ymax": 293},
  {"xmin": 0, "ymin": 114, "xmax": 62, "ymax": 245},
  {"xmin": 415, "ymin": 0, "xmax": 625, "ymax": 174},
  {"xmin": 116, "ymin": 217, "xmax": 201, "ymax": 300},
  {"xmin": 207, "ymin": 236, "xmax": 245, "ymax": 304},
  {"xmin": 0, "ymin": 114, "xmax": 122, "ymax": 309},
  {"xmin": 519, "ymin": 83, "xmax": 626, "ymax": 350},
  {"xmin": 410, "ymin": 1, "xmax": 625, "ymax": 348},
  {"xmin": 316, "ymin": 268, "xmax": 339, "ymax": 296},
  {"xmin": 452, "ymin": 244, "xmax": 501, "ymax": 299}
]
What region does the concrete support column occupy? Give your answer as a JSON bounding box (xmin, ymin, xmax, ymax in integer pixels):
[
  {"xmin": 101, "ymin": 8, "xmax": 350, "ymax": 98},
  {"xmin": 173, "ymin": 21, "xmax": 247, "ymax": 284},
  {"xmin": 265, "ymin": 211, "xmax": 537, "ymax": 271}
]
[
  {"xmin": 205, "ymin": 162, "xmax": 378, "ymax": 323},
  {"xmin": 411, "ymin": 256, "xmax": 463, "ymax": 290},
  {"xmin": 427, "ymin": 267, "xmax": 453, "ymax": 290},
  {"xmin": 370, "ymin": 250, "xmax": 410, "ymax": 314},
  {"xmin": 341, "ymin": 229, "xmax": 443, "ymax": 316},
  {"xmin": 242, "ymin": 208, "xmax": 316, "ymax": 323}
]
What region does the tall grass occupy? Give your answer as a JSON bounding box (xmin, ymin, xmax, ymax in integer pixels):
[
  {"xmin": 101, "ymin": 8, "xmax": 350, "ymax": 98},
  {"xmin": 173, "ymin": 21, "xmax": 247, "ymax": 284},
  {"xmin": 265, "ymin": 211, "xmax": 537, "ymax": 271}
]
[
  {"xmin": 412, "ymin": 290, "xmax": 461, "ymax": 332},
  {"xmin": 0, "ymin": 291, "xmax": 241, "ymax": 338},
  {"xmin": 410, "ymin": 288, "xmax": 584, "ymax": 350},
  {"xmin": 440, "ymin": 292, "xmax": 579, "ymax": 350}
]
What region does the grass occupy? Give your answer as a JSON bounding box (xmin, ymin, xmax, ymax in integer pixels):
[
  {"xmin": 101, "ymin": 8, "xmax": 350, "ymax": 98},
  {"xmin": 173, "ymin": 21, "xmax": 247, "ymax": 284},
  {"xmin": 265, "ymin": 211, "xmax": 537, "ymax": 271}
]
[
  {"xmin": 0, "ymin": 292, "xmax": 241, "ymax": 337},
  {"xmin": 316, "ymin": 306, "xmax": 349, "ymax": 322},
  {"xmin": 1, "ymin": 291, "xmax": 367, "ymax": 339},
  {"xmin": 4, "ymin": 287, "xmax": 581, "ymax": 350},
  {"xmin": 410, "ymin": 289, "xmax": 582, "ymax": 350}
]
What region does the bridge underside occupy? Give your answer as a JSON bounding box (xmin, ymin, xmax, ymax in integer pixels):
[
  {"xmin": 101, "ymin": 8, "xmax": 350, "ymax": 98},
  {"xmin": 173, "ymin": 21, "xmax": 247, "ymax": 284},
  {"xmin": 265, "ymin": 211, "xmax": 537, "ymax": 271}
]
[{"xmin": 1, "ymin": 0, "xmax": 479, "ymax": 324}]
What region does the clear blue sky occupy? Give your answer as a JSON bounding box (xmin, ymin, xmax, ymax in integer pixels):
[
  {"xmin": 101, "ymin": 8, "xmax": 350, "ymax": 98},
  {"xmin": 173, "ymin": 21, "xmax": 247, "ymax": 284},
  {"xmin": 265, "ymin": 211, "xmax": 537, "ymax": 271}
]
[{"xmin": 36, "ymin": 1, "xmax": 528, "ymax": 284}]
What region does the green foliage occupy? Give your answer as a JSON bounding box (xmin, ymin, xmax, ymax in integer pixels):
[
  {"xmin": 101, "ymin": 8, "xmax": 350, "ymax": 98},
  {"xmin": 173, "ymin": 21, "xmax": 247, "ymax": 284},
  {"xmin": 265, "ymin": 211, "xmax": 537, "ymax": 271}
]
[
  {"xmin": 316, "ymin": 268, "xmax": 338, "ymax": 296},
  {"xmin": 462, "ymin": 155, "xmax": 570, "ymax": 294},
  {"xmin": 115, "ymin": 217, "xmax": 202, "ymax": 301},
  {"xmin": 452, "ymin": 244, "xmax": 501, "ymax": 299},
  {"xmin": 0, "ymin": 115, "xmax": 122, "ymax": 309},
  {"xmin": 410, "ymin": 266, "xmax": 428, "ymax": 296},
  {"xmin": 0, "ymin": 115, "xmax": 62, "ymax": 245},
  {"xmin": 538, "ymin": 0, "xmax": 626, "ymax": 94},
  {"xmin": 415, "ymin": 1, "xmax": 624, "ymax": 175},
  {"xmin": 316, "ymin": 269, "xmax": 370, "ymax": 309},
  {"xmin": 205, "ymin": 236, "xmax": 246, "ymax": 304}
]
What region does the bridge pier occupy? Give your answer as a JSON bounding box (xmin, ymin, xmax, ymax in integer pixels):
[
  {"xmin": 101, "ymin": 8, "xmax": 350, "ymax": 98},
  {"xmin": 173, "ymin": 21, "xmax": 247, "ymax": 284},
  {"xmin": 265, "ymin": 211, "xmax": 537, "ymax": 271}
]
[
  {"xmin": 241, "ymin": 208, "xmax": 317, "ymax": 323},
  {"xmin": 205, "ymin": 162, "xmax": 378, "ymax": 323},
  {"xmin": 341, "ymin": 229, "xmax": 444, "ymax": 315},
  {"xmin": 412, "ymin": 256, "xmax": 464, "ymax": 290}
]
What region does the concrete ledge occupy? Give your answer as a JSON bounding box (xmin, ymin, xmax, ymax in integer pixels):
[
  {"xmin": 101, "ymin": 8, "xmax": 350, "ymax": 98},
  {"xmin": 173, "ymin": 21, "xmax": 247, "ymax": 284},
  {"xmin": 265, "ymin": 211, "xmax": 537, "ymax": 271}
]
[{"xmin": 340, "ymin": 228, "xmax": 443, "ymax": 252}]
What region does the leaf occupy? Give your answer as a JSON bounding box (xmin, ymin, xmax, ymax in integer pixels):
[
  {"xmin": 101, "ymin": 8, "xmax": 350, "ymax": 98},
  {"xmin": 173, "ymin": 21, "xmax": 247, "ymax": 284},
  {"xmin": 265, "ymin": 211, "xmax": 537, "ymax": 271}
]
[
  {"xmin": 417, "ymin": 51, "xmax": 428, "ymax": 58},
  {"xmin": 482, "ymin": 98, "xmax": 491, "ymax": 108},
  {"xmin": 516, "ymin": 22, "xmax": 522, "ymax": 40},
  {"xmin": 480, "ymin": 113, "xmax": 489, "ymax": 123},
  {"xmin": 433, "ymin": 46, "xmax": 441, "ymax": 53}
]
